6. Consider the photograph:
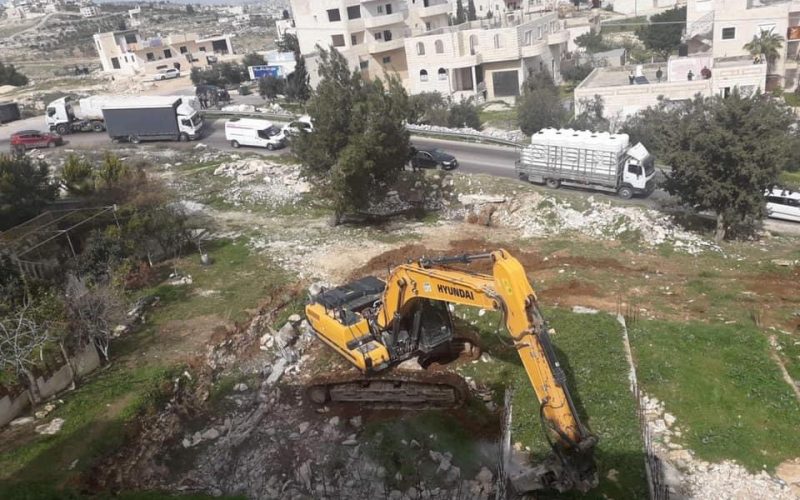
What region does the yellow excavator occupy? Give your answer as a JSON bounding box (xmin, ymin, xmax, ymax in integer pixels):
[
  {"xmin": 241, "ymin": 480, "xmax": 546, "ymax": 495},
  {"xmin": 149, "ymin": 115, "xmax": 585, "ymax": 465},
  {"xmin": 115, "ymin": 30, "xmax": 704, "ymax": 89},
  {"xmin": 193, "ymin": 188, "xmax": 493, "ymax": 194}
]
[{"xmin": 304, "ymin": 249, "xmax": 598, "ymax": 493}]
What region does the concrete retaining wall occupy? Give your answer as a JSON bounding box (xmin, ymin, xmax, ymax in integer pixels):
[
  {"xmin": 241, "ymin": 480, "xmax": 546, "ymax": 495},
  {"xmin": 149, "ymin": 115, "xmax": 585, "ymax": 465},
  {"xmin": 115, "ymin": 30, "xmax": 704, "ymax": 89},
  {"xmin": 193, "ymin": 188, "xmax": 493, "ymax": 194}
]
[{"xmin": 0, "ymin": 343, "xmax": 102, "ymax": 427}]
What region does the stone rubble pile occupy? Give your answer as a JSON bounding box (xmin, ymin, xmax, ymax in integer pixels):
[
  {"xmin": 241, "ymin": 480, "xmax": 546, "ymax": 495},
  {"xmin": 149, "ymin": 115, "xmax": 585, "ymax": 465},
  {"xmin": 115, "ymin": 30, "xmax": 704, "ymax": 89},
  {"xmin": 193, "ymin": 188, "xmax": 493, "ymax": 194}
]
[
  {"xmin": 462, "ymin": 191, "xmax": 720, "ymax": 254},
  {"xmin": 220, "ymin": 103, "xmax": 294, "ymax": 116},
  {"xmin": 641, "ymin": 393, "xmax": 795, "ymax": 499},
  {"xmin": 213, "ymin": 157, "xmax": 311, "ymax": 208}
]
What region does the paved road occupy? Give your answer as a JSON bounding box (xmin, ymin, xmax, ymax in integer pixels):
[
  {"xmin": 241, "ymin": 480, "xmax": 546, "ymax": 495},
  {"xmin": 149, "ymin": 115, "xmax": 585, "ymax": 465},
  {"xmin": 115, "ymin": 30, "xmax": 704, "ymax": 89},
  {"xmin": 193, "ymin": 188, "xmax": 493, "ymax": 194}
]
[{"xmin": 0, "ymin": 105, "xmax": 796, "ymax": 234}]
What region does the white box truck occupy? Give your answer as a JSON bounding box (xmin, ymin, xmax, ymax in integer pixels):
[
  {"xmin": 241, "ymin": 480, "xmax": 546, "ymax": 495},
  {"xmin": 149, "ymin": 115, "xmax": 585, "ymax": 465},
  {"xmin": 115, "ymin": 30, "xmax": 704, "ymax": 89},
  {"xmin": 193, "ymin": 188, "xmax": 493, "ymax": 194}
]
[
  {"xmin": 516, "ymin": 128, "xmax": 656, "ymax": 199},
  {"xmin": 224, "ymin": 118, "xmax": 286, "ymax": 150},
  {"xmin": 45, "ymin": 95, "xmax": 202, "ymax": 142}
]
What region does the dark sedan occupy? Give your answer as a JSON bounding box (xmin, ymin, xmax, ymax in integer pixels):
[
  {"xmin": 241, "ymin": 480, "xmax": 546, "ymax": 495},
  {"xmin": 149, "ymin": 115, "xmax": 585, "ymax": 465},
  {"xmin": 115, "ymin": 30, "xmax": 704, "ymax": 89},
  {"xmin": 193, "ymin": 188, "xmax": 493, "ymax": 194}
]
[{"xmin": 410, "ymin": 148, "xmax": 458, "ymax": 170}]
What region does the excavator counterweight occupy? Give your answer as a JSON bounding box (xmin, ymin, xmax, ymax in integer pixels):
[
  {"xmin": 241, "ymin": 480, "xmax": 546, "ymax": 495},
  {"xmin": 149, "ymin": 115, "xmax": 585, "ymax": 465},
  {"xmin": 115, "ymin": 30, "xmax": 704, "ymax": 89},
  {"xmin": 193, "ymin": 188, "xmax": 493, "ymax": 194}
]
[{"xmin": 304, "ymin": 249, "xmax": 598, "ymax": 493}]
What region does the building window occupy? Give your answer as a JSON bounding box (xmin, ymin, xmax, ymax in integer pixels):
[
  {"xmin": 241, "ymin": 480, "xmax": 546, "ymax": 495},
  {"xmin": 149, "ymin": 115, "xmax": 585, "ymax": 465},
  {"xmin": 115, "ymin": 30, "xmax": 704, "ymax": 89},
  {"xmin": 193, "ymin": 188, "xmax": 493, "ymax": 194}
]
[
  {"xmin": 383, "ymin": 56, "xmax": 391, "ymax": 64},
  {"xmin": 377, "ymin": 5, "xmax": 384, "ymax": 13},
  {"xmin": 523, "ymin": 30, "xmax": 532, "ymax": 45},
  {"xmin": 494, "ymin": 34, "xmax": 501, "ymax": 48},
  {"xmin": 384, "ymin": 30, "xmax": 392, "ymax": 41},
  {"xmin": 331, "ymin": 34, "xmax": 345, "ymax": 47},
  {"xmin": 420, "ymin": 69, "xmax": 428, "ymax": 81},
  {"xmin": 124, "ymin": 33, "xmax": 137, "ymax": 44},
  {"xmin": 417, "ymin": 42, "xmax": 425, "ymax": 55},
  {"xmin": 375, "ymin": 31, "xmax": 383, "ymax": 40},
  {"xmin": 146, "ymin": 52, "xmax": 155, "ymax": 61},
  {"xmin": 438, "ymin": 68, "xmax": 447, "ymax": 80},
  {"xmin": 386, "ymin": 3, "xmax": 393, "ymax": 14},
  {"xmin": 111, "ymin": 57, "xmax": 120, "ymax": 69},
  {"xmin": 199, "ymin": 47, "xmax": 206, "ymax": 52},
  {"xmin": 164, "ymin": 49, "xmax": 172, "ymax": 58},
  {"xmin": 327, "ymin": 8, "xmax": 341, "ymax": 22},
  {"xmin": 347, "ymin": 6, "xmax": 361, "ymax": 19},
  {"xmin": 351, "ymin": 34, "xmax": 358, "ymax": 45},
  {"xmin": 426, "ymin": 22, "xmax": 431, "ymax": 31},
  {"xmin": 435, "ymin": 39, "xmax": 444, "ymax": 53},
  {"xmin": 537, "ymin": 27, "xmax": 543, "ymax": 40},
  {"xmin": 469, "ymin": 34, "xmax": 478, "ymax": 55},
  {"xmin": 179, "ymin": 46, "xmax": 187, "ymax": 54},
  {"xmin": 721, "ymin": 27, "xmax": 735, "ymax": 39},
  {"xmin": 360, "ymin": 60, "xmax": 369, "ymax": 69}
]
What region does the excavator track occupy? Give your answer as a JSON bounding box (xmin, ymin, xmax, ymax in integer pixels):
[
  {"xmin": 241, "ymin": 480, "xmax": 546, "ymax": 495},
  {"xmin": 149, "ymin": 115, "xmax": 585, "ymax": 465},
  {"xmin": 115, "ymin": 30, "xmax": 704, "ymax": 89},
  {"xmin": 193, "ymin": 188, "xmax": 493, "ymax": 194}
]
[{"xmin": 306, "ymin": 369, "xmax": 470, "ymax": 410}]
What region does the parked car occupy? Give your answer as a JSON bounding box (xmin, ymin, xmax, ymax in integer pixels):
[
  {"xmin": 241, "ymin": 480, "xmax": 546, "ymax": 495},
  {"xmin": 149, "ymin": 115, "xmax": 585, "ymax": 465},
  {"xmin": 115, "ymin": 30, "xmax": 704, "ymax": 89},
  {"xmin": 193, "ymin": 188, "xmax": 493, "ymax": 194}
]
[
  {"xmin": 10, "ymin": 130, "xmax": 63, "ymax": 152},
  {"xmin": 281, "ymin": 116, "xmax": 314, "ymax": 137},
  {"xmin": 766, "ymin": 187, "xmax": 800, "ymax": 223},
  {"xmin": 155, "ymin": 68, "xmax": 180, "ymax": 81},
  {"xmin": 225, "ymin": 118, "xmax": 286, "ymax": 150},
  {"xmin": 410, "ymin": 148, "xmax": 458, "ymax": 170}
]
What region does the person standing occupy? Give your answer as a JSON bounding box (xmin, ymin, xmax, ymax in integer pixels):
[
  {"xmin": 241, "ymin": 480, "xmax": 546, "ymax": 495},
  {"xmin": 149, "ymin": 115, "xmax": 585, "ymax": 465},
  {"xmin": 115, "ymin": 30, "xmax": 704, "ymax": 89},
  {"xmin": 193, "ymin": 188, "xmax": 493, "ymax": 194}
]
[
  {"xmin": 687, "ymin": 69, "xmax": 694, "ymax": 81},
  {"xmin": 656, "ymin": 67, "xmax": 663, "ymax": 83}
]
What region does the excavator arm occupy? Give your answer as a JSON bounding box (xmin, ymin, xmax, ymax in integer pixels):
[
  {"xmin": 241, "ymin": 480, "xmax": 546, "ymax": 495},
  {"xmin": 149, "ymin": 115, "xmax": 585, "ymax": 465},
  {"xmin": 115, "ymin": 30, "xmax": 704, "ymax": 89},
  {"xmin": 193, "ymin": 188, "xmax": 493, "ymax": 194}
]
[
  {"xmin": 305, "ymin": 249, "xmax": 598, "ymax": 492},
  {"xmin": 376, "ymin": 250, "xmax": 598, "ymax": 491}
]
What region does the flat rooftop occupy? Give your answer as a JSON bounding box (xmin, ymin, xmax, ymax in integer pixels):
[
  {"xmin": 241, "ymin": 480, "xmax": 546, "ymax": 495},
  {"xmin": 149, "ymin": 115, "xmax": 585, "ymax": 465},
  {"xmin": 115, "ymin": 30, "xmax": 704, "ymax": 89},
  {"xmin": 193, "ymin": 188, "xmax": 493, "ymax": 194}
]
[{"xmin": 578, "ymin": 56, "xmax": 758, "ymax": 89}]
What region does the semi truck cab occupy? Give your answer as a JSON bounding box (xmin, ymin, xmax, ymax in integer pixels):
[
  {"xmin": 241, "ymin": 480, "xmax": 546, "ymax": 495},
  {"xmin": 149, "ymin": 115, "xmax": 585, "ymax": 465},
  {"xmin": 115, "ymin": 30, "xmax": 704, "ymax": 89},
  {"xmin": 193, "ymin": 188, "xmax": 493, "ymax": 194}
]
[
  {"xmin": 45, "ymin": 97, "xmax": 78, "ymax": 133},
  {"xmin": 176, "ymin": 98, "xmax": 204, "ymax": 139}
]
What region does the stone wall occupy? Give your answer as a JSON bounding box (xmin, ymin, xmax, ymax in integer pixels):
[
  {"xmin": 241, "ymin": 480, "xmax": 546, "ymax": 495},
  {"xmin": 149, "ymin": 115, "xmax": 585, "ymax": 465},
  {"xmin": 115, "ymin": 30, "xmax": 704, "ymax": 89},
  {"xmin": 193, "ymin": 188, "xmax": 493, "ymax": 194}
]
[{"xmin": 0, "ymin": 343, "xmax": 102, "ymax": 427}]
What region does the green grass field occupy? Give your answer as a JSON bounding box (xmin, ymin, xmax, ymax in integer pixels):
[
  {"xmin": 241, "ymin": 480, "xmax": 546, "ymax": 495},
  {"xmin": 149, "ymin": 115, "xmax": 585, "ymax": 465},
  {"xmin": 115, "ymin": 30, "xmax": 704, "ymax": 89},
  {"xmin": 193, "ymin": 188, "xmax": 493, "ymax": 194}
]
[
  {"xmin": 457, "ymin": 308, "xmax": 647, "ymax": 499},
  {"xmin": 629, "ymin": 320, "xmax": 800, "ymax": 471}
]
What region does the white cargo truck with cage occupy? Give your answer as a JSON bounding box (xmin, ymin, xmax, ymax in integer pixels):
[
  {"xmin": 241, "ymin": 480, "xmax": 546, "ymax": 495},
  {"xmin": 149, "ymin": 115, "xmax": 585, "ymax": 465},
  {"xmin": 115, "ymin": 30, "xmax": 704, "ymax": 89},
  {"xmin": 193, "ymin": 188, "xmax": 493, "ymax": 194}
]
[{"xmin": 515, "ymin": 128, "xmax": 656, "ymax": 199}]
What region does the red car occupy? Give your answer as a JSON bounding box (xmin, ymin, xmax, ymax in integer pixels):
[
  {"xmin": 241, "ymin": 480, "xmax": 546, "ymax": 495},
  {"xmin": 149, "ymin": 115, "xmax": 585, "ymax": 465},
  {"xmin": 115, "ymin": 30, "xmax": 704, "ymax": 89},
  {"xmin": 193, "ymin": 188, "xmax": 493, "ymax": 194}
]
[{"xmin": 10, "ymin": 130, "xmax": 63, "ymax": 153}]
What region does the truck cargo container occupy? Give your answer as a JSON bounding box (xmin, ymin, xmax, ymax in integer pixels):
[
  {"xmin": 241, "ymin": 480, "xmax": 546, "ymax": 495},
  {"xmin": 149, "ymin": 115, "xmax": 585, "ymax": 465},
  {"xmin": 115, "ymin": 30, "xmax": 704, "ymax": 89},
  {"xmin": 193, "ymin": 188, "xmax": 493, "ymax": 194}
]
[
  {"xmin": 100, "ymin": 97, "xmax": 203, "ymax": 143},
  {"xmin": 515, "ymin": 128, "xmax": 656, "ymax": 199},
  {"xmin": 0, "ymin": 102, "xmax": 21, "ymax": 124}
]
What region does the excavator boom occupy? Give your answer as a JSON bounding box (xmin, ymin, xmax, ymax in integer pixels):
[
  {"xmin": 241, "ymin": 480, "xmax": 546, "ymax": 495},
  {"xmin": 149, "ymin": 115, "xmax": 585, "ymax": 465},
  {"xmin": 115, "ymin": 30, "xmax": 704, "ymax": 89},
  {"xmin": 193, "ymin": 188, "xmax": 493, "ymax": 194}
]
[{"xmin": 305, "ymin": 249, "xmax": 598, "ymax": 493}]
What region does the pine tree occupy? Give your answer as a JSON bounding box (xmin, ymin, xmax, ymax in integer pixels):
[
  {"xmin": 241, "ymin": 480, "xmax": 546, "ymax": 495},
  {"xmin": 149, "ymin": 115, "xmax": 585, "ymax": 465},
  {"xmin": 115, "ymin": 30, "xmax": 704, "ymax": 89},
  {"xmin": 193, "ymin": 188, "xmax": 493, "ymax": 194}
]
[
  {"xmin": 467, "ymin": 0, "xmax": 477, "ymax": 21},
  {"xmin": 286, "ymin": 55, "xmax": 311, "ymax": 102},
  {"xmin": 517, "ymin": 70, "xmax": 566, "ymax": 135},
  {"xmin": 456, "ymin": 0, "xmax": 466, "ymax": 24}
]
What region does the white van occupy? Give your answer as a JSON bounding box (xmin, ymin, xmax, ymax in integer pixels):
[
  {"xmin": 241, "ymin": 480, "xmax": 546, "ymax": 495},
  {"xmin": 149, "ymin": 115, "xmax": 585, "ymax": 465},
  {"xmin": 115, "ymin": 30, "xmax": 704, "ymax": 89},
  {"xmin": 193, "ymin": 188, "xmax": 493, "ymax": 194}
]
[
  {"xmin": 766, "ymin": 187, "xmax": 800, "ymax": 223},
  {"xmin": 224, "ymin": 118, "xmax": 286, "ymax": 150}
]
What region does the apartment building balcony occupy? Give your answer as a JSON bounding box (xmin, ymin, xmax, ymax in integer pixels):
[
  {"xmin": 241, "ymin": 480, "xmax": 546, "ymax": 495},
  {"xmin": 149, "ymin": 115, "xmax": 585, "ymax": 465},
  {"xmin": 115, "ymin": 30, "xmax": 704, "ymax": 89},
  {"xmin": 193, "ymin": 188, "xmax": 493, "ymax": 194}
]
[
  {"xmin": 418, "ymin": 1, "xmax": 450, "ymax": 18},
  {"xmin": 547, "ymin": 30, "xmax": 569, "ymax": 45},
  {"xmin": 364, "ymin": 12, "xmax": 405, "ymax": 29},
  {"xmin": 520, "ymin": 41, "xmax": 547, "ymax": 58},
  {"xmin": 368, "ymin": 37, "xmax": 406, "ymax": 53}
]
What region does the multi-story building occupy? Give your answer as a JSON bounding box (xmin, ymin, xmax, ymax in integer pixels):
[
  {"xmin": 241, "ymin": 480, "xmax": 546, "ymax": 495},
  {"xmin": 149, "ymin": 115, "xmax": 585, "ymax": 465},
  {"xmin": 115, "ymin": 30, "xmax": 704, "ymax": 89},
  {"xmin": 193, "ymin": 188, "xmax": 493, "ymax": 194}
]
[
  {"xmin": 575, "ymin": 0, "xmax": 782, "ymax": 120},
  {"xmin": 404, "ymin": 10, "xmax": 568, "ymax": 102},
  {"xmin": 93, "ymin": 29, "xmax": 234, "ymax": 76},
  {"xmin": 291, "ymin": 0, "xmax": 568, "ymax": 99},
  {"xmin": 291, "ymin": 0, "xmax": 451, "ymax": 86},
  {"xmin": 684, "ymin": 0, "xmax": 800, "ymax": 90},
  {"xmin": 80, "ymin": 5, "xmax": 99, "ymax": 18}
]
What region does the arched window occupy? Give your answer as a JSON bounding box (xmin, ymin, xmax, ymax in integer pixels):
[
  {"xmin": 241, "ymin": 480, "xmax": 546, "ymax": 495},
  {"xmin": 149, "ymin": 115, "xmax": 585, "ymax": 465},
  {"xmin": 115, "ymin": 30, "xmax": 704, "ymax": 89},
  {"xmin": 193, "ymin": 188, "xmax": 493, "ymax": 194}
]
[
  {"xmin": 420, "ymin": 69, "xmax": 428, "ymax": 82},
  {"xmin": 435, "ymin": 39, "xmax": 444, "ymax": 54},
  {"xmin": 438, "ymin": 68, "xmax": 447, "ymax": 80},
  {"xmin": 416, "ymin": 42, "xmax": 425, "ymax": 56},
  {"xmin": 493, "ymin": 34, "xmax": 501, "ymax": 49},
  {"xmin": 469, "ymin": 34, "xmax": 479, "ymax": 55}
]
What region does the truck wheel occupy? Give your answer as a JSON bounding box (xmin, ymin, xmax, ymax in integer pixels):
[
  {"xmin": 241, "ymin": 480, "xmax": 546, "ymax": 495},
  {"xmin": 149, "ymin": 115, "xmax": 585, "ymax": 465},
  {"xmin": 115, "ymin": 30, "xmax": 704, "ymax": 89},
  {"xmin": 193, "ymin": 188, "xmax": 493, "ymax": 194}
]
[
  {"xmin": 545, "ymin": 178, "xmax": 561, "ymax": 189},
  {"xmin": 179, "ymin": 133, "xmax": 189, "ymax": 142},
  {"xmin": 129, "ymin": 135, "xmax": 141, "ymax": 144},
  {"xmin": 618, "ymin": 186, "xmax": 634, "ymax": 199},
  {"xmin": 518, "ymin": 172, "xmax": 529, "ymax": 182},
  {"xmin": 231, "ymin": 140, "xmax": 240, "ymax": 148},
  {"xmin": 48, "ymin": 141, "xmax": 56, "ymax": 148},
  {"xmin": 266, "ymin": 143, "xmax": 275, "ymax": 151},
  {"xmin": 55, "ymin": 124, "xmax": 68, "ymax": 135},
  {"xmin": 92, "ymin": 122, "xmax": 104, "ymax": 132}
]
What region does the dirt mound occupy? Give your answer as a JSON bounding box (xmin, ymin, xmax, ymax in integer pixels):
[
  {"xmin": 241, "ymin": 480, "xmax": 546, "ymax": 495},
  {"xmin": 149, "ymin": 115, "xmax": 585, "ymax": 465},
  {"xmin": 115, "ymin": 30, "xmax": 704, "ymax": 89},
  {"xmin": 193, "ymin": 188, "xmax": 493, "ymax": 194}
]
[{"xmin": 349, "ymin": 238, "xmax": 634, "ymax": 280}]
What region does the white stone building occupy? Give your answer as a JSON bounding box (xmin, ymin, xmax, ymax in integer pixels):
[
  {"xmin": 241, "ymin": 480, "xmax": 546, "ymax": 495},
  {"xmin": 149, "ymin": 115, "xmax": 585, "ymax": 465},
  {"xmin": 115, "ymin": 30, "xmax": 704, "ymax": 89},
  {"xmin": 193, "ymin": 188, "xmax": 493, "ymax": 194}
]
[
  {"xmin": 405, "ymin": 10, "xmax": 568, "ymax": 102},
  {"xmin": 93, "ymin": 29, "xmax": 234, "ymax": 76},
  {"xmin": 685, "ymin": 0, "xmax": 800, "ymax": 90}
]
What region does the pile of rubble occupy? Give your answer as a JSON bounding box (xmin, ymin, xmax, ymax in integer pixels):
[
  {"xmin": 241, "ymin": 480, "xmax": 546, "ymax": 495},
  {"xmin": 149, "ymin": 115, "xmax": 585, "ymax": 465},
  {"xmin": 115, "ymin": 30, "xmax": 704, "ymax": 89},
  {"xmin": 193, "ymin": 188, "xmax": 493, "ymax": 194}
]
[
  {"xmin": 213, "ymin": 157, "xmax": 311, "ymax": 208},
  {"xmin": 220, "ymin": 103, "xmax": 294, "ymax": 116},
  {"xmin": 458, "ymin": 191, "xmax": 719, "ymax": 254},
  {"xmin": 641, "ymin": 394, "xmax": 796, "ymax": 499}
]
